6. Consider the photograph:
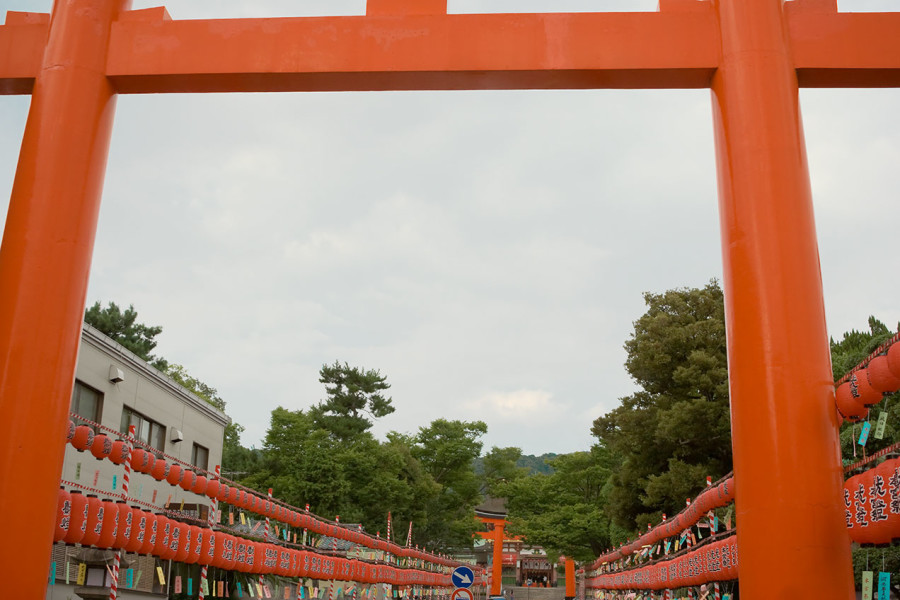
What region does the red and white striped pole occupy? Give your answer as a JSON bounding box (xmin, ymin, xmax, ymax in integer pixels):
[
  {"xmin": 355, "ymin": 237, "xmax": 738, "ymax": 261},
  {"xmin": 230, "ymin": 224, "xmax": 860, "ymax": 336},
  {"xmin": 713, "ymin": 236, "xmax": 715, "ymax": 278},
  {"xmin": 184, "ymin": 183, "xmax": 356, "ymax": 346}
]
[
  {"xmin": 328, "ymin": 516, "xmax": 340, "ymax": 600},
  {"xmin": 259, "ymin": 487, "xmax": 273, "ymax": 593},
  {"xmin": 713, "ymin": 583, "xmax": 720, "ymax": 600},
  {"xmin": 198, "ymin": 465, "xmax": 220, "ymax": 600},
  {"xmin": 108, "ymin": 425, "xmax": 136, "ymax": 600}
]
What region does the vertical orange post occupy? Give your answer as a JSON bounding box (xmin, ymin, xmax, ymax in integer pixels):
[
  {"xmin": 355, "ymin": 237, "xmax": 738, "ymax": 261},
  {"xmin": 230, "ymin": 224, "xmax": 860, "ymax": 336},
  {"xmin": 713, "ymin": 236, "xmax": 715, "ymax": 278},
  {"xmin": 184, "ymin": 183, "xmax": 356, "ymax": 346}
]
[
  {"xmin": 564, "ymin": 558, "xmax": 575, "ymax": 599},
  {"xmin": 491, "ymin": 522, "xmax": 504, "ymax": 596},
  {"xmin": 0, "ymin": 0, "xmax": 129, "ymax": 596},
  {"xmin": 710, "ymin": 0, "xmax": 853, "ymax": 598}
]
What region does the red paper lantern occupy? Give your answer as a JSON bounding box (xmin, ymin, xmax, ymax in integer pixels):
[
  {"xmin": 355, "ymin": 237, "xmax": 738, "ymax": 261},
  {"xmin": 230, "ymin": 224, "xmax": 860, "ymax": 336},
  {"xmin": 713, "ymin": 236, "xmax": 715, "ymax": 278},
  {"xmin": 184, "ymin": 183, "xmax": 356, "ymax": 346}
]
[
  {"xmin": 888, "ymin": 343, "xmax": 900, "ymax": 379},
  {"xmin": 166, "ymin": 463, "xmax": 183, "ymax": 487},
  {"xmin": 81, "ymin": 495, "xmax": 103, "ymax": 547},
  {"xmin": 277, "ymin": 548, "xmax": 291, "ymax": 576},
  {"xmin": 109, "ymin": 440, "xmax": 130, "ymax": 465},
  {"xmin": 225, "ymin": 535, "xmax": 237, "ymax": 570},
  {"xmin": 96, "ymin": 499, "xmax": 119, "ymax": 549},
  {"xmin": 154, "ymin": 515, "xmax": 172, "ymax": 559},
  {"xmin": 126, "ymin": 506, "xmax": 146, "ymax": 553},
  {"xmin": 199, "ymin": 527, "xmax": 216, "ymax": 566},
  {"xmin": 869, "ymin": 459, "xmax": 896, "ymax": 545},
  {"xmin": 55, "ymin": 487, "xmax": 72, "ymax": 542},
  {"xmin": 246, "ymin": 541, "xmax": 259, "ymax": 573},
  {"xmin": 227, "ymin": 486, "xmax": 239, "ymax": 505},
  {"xmin": 89, "ymin": 433, "xmax": 111, "ymax": 461},
  {"xmin": 140, "ymin": 511, "xmax": 157, "ymax": 555},
  {"xmin": 234, "ymin": 538, "xmax": 248, "ymax": 571},
  {"xmin": 192, "ymin": 474, "xmax": 208, "ymax": 496},
  {"xmin": 836, "ymin": 381, "xmax": 867, "ymax": 421},
  {"xmin": 130, "ymin": 447, "xmax": 149, "ymax": 472},
  {"xmin": 174, "ymin": 521, "xmax": 191, "ymax": 563},
  {"xmin": 115, "ymin": 501, "xmax": 132, "ymax": 549},
  {"xmin": 217, "ymin": 483, "xmax": 229, "ymax": 503},
  {"xmin": 63, "ymin": 491, "xmax": 88, "ymax": 545},
  {"xmin": 71, "ymin": 425, "xmax": 94, "ymax": 452},
  {"xmin": 213, "ymin": 531, "xmax": 233, "ymax": 569},
  {"xmin": 205, "ymin": 478, "xmax": 220, "ymax": 500},
  {"xmin": 151, "ymin": 458, "xmax": 169, "ymax": 481},
  {"xmin": 66, "ymin": 420, "xmax": 76, "ymax": 442},
  {"xmin": 180, "ymin": 469, "xmax": 196, "ymax": 492},
  {"xmin": 188, "ymin": 525, "xmax": 203, "ymax": 564},
  {"xmin": 851, "ymin": 370, "xmax": 882, "ymax": 406},
  {"xmin": 868, "ymin": 355, "xmax": 900, "ymax": 394}
]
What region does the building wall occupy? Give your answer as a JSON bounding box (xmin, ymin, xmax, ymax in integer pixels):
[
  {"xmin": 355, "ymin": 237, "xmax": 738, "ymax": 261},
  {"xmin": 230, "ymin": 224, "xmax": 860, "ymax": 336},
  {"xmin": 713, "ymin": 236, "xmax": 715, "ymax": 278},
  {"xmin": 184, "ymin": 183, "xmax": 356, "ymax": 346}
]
[{"xmin": 48, "ymin": 324, "xmax": 230, "ymax": 600}]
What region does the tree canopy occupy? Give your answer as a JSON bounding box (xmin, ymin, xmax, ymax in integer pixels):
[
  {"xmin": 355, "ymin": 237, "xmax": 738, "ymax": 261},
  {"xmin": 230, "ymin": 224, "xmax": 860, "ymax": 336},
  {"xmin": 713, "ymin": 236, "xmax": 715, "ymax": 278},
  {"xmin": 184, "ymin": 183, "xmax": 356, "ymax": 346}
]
[
  {"xmin": 311, "ymin": 361, "xmax": 395, "ymax": 441},
  {"xmin": 85, "ymin": 301, "xmax": 167, "ymax": 369},
  {"xmin": 591, "ymin": 280, "xmax": 730, "ymax": 532}
]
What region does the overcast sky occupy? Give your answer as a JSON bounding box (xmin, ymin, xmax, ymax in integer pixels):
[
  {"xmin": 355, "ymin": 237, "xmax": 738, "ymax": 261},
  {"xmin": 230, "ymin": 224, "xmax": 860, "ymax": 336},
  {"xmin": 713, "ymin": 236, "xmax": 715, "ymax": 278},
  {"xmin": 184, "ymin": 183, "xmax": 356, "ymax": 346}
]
[{"xmin": 1, "ymin": 0, "xmax": 898, "ymax": 456}]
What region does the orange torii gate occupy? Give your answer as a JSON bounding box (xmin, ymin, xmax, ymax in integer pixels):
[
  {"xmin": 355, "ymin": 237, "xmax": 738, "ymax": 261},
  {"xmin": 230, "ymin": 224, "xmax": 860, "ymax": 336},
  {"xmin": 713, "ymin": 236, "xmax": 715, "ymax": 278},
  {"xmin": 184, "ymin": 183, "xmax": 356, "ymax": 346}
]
[{"xmin": 1, "ymin": 0, "xmax": 899, "ymax": 597}]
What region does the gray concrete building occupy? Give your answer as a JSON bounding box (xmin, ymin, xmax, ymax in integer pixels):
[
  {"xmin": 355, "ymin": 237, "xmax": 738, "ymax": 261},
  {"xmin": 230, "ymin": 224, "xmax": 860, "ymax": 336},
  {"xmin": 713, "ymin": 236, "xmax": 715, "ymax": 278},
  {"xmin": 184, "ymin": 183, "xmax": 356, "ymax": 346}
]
[{"xmin": 48, "ymin": 323, "xmax": 230, "ymax": 599}]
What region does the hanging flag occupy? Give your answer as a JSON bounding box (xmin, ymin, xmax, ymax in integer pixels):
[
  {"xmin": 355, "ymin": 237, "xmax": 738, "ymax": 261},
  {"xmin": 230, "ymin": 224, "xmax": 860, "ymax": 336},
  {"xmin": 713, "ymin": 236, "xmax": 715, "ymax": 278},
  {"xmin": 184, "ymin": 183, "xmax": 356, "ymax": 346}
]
[
  {"xmin": 862, "ymin": 571, "xmax": 874, "ymax": 600},
  {"xmin": 878, "ymin": 572, "xmax": 891, "ymax": 600},
  {"xmin": 859, "ymin": 421, "xmax": 873, "ymax": 446}
]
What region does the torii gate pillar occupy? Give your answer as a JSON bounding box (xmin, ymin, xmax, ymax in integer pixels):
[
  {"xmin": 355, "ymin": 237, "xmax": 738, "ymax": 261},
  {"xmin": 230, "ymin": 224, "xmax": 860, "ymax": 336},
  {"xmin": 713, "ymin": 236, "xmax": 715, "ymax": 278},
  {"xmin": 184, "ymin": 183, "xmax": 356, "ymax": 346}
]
[
  {"xmin": 712, "ymin": 0, "xmax": 851, "ymax": 597},
  {"xmin": 0, "ymin": 1, "xmax": 131, "ymax": 599}
]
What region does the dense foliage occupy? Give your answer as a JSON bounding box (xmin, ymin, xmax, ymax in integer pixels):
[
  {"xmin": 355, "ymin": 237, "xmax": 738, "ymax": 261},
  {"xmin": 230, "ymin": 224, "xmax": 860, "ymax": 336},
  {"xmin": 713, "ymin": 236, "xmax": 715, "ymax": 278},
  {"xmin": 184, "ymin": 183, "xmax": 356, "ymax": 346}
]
[{"xmin": 87, "ymin": 295, "xmax": 899, "ymax": 571}]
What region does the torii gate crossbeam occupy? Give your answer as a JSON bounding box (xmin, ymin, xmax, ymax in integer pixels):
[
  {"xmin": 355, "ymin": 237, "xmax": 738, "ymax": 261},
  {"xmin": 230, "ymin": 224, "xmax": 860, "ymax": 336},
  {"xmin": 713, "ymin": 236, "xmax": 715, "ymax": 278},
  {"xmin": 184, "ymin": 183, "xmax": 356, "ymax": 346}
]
[{"xmin": 1, "ymin": 0, "xmax": 898, "ymax": 597}]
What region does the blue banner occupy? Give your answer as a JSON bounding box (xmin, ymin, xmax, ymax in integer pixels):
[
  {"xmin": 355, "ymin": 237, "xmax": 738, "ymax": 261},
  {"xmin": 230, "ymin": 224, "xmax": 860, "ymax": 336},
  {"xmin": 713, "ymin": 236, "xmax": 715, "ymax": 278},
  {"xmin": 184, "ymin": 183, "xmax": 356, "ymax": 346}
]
[{"xmin": 878, "ymin": 572, "xmax": 890, "ymax": 600}]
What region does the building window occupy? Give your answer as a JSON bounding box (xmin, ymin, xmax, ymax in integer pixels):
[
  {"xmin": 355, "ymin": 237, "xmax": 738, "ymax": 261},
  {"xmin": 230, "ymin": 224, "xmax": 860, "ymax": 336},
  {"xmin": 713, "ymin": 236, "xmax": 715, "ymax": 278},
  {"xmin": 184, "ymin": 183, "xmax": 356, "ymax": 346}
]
[
  {"xmin": 192, "ymin": 443, "xmax": 209, "ymax": 471},
  {"xmin": 71, "ymin": 381, "xmax": 103, "ymax": 431},
  {"xmin": 120, "ymin": 406, "xmax": 166, "ymax": 452}
]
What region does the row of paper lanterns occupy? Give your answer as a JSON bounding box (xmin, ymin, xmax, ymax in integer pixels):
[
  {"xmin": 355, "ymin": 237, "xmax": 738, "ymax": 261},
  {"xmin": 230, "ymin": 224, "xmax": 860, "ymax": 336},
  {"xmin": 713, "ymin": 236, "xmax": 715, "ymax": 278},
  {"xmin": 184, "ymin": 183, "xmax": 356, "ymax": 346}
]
[
  {"xmin": 54, "ymin": 487, "xmax": 455, "ymax": 585},
  {"xmin": 585, "ymin": 536, "xmax": 738, "ymax": 591},
  {"xmin": 587, "ymin": 479, "xmax": 735, "ymax": 572},
  {"xmin": 65, "ymin": 421, "xmax": 464, "ymax": 570},
  {"xmin": 845, "ymin": 455, "xmax": 900, "ymax": 545},
  {"xmin": 836, "ymin": 342, "xmax": 900, "ymax": 422}
]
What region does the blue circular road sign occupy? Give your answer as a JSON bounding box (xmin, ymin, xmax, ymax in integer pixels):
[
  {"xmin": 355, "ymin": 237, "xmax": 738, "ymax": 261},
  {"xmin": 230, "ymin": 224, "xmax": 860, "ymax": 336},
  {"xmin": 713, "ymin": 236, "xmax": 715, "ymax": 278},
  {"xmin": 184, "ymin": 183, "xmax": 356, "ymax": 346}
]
[{"xmin": 452, "ymin": 566, "xmax": 475, "ymax": 589}]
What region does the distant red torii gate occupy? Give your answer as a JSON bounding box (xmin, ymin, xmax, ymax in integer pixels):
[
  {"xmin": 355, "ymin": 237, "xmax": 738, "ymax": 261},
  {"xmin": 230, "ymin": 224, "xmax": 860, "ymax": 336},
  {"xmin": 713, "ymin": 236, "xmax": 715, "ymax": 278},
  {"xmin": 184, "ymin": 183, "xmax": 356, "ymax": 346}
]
[{"xmin": 2, "ymin": 0, "xmax": 899, "ymax": 597}]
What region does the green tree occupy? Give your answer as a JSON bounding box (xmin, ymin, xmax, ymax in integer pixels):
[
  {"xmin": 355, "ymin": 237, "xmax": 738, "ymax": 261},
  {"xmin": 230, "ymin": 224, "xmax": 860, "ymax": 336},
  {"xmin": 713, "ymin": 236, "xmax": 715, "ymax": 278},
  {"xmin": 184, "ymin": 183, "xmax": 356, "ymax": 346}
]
[
  {"xmin": 312, "ymin": 361, "xmax": 395, "ymax": 441},
  {"xmin": 411, "ymin": 419, "xmax": 488, "ymax": 551},
  {"xmin": 501, "ymin": 447, "xmax": 614, "ymax": 561},
  {"xmin": 591, "ymin": 280, "xmax": 730, "ymax": 533},
  {"xmin": 84, "ymin": 301, "xmax": 167, "ymax": 369},
  {"xmin": 481, "ymin": 446, "xmax": 527, "ymax": 496}
]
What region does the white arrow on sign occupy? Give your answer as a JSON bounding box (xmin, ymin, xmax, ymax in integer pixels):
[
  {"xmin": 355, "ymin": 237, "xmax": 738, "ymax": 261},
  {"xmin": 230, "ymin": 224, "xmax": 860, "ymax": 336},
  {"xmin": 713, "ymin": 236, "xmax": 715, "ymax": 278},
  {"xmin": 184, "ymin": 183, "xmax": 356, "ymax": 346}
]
[{"xmin": 455, "ymin": 573, "xmax": 472, "ymax": 585}]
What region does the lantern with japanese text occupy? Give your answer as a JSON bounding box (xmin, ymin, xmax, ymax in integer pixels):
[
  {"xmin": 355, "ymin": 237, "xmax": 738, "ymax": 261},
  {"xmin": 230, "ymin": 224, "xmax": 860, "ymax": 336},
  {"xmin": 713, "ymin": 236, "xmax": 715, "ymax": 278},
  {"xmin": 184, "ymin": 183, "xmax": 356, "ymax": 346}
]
[
  {"xmin": 126, "ymin": 506, "xmax": 146, "ymax": 553},
  {"xmin": 151, "ymin": 457, "xmax": 169, "ymax": 481},
  {"xmin": 187, "ymin": 524, "xmax": 203, "ymax": 564},
  {"xmin": 199, "ymin": 527, "xmax": 215, "ymax": 566},
  {"xmin": 853, "ymin": 369, "xmax": 883, "ymax": 406},
  {"xmin": 90, "ymin": 433, "xmax": 112, "ymax": 461},
  {"xmin": 192, "ymin": 473, "xmax": 208, "ymax": 496},
  {"xmin": 213, "ymin": 531, "xmax": 230, "ymax": 569},
  {"xmin": 109, "ymin": 440, "xmax": 130, "ymax": 465},
  {"xmin": 166, "ymin": 463, "xmax": 183, "ymax": 486},
  {"xmin": 140, "ymin": 511, "xmax": 157, "ymax": 555},
  {"xmin": 66, "ymin": 420, "xmax": 76, "ymax": 442},
  {"xmin": 55, "ymin": 487, "xmax": 72, "ymax": 542},
  {"xmin": 154, "ymin": 515, "xmax": 172, "ymax": 558},
  {"xmin": 95, "ymin": 499, "xmax": 119, "ymax": 549},
  {"xmin": 81, "ymin": 495, "xmax": 103, "ymax": 547},
  {"xmin": 180, "ymin": 469, "xmax": 196, "ymax": 492},
  {"xmin": 114, "ymin": 501, "xmax": 131, "ymax": 549},
  {"xmin": 227, "ymin": 485, "xmax": 239, "ymax": 505},
  {"xmin": 63, "ymin": 491, "xmax": 88, "ymax": 545},
  {"xmin": 174, "ymin": 521, "xmax": 191, "ymax": 563},
  {"xmin": 217, "ymin": 483, "xmax": 229, "ymax": 503},
  {"xmin": 836, "ymin": 381, "xmax": 868, "ymax": 421},
  {"xmin": 130, "ymin": 448, "xmax": 150, "ymax": 473},
  {"xmin": 71, "ymin": 425, "xmax": 94, "ymax": 452},
  {"xmin": 234, "ymin": 538, "xmax": 248, "ymax": 571}
]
